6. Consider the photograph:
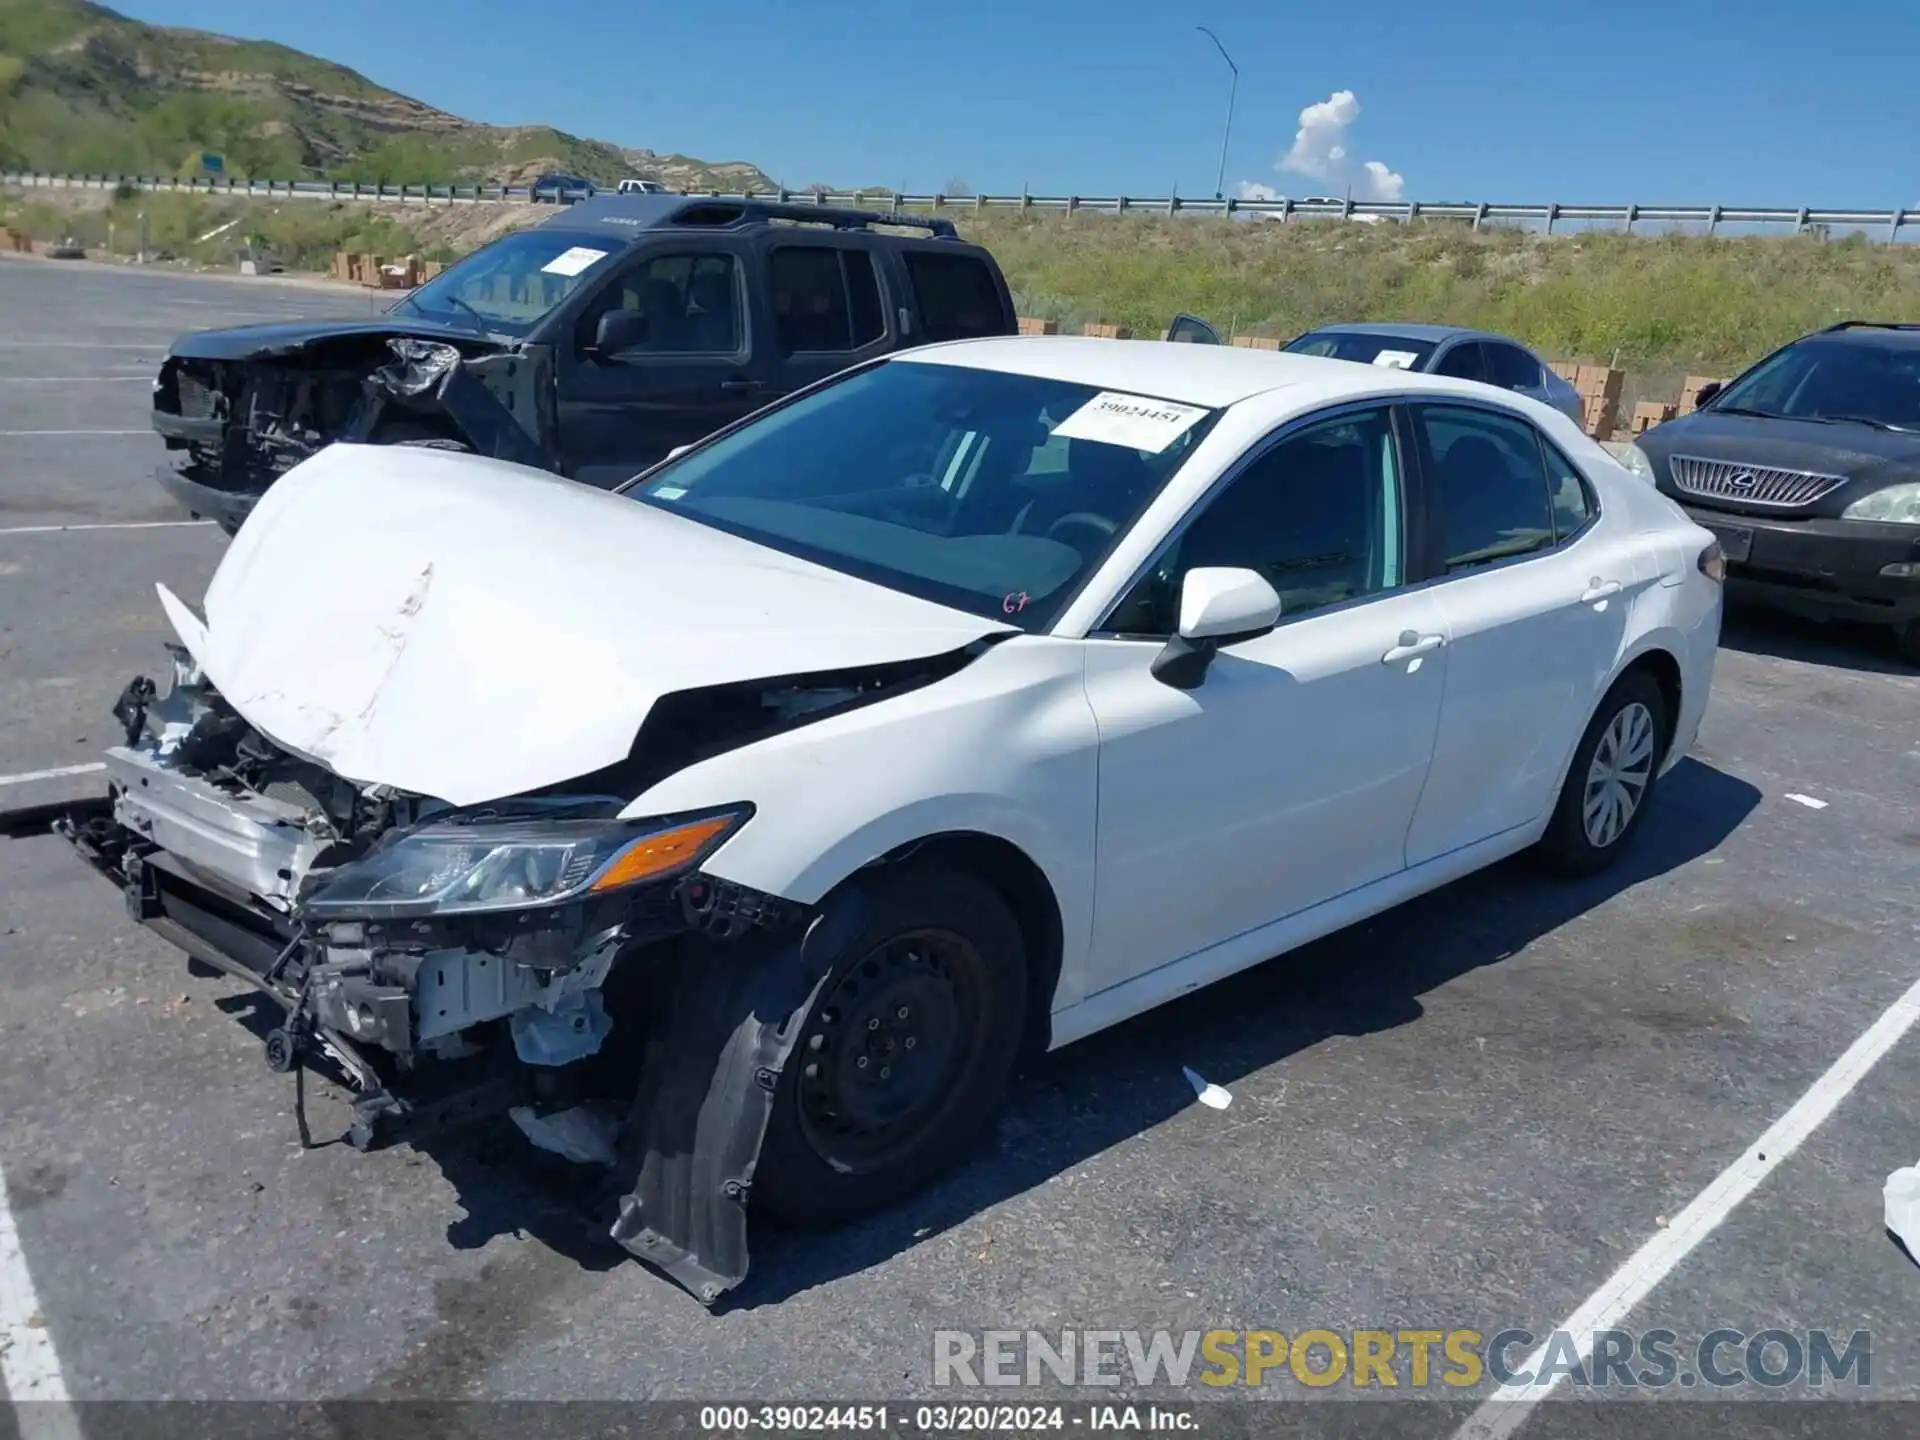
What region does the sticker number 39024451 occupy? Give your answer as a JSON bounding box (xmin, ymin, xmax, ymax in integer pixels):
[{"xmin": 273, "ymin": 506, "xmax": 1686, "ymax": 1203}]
[{"xmin": 1050, "ymin": 391, "xmax": 1210, "ymax": 455}]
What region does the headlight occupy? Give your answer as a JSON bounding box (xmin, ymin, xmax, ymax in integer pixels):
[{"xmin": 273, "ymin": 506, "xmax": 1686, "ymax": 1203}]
[
  {"xmin": 302, "ymin": 807, "xmax": 749, "ymax": 919},
  {"xmin": 1619, "ymin": 443, "xmax": 1655, "ymax": 481},
  {"xmin": 1841, "ymin": 481, "xmax": 1920, "ymax": 524}
]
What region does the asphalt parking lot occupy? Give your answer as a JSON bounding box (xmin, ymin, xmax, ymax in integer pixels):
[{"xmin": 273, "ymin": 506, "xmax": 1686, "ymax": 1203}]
[{"xmin": 2, "ymin": 254, "xmax": 1918, "ymax": 1426}]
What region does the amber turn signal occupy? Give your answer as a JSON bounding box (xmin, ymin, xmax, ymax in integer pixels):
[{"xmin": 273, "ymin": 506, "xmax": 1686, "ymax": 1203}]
[{"xmin": 589, "ymin": 814, "xmax": 740, "ymax": 892}]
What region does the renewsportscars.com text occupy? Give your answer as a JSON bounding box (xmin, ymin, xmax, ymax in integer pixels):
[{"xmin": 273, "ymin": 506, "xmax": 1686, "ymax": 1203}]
[{"xmin": 931, "ymin": 1328, "xmax": 1871, "ymax": 1390}]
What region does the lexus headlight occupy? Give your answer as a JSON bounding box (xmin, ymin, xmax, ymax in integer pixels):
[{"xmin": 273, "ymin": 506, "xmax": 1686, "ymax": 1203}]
[
  {"xmin": 1620, "ymin": 443, "xmax": 1655, "ymax": 481},
  {"xmin": 302, "ymin": 807, "xmax": 749, "ymax": 919},
  {"xmin": 1841, "ymin": 482, "xmax": 1920, "ymax": 525}
]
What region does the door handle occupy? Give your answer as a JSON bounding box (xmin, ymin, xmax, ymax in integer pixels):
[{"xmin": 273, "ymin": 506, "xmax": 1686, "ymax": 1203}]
[
  {"xmin": 1580, "ymin": 579, "xmax": 1624, "ymax": 604},
  {"xmin": 1382, "ymin": 631, "xmax": 1445, "ymax": 665},
  {"xmin": 719, "ymin": 378, "xmax": 763, "ymax": 394}
]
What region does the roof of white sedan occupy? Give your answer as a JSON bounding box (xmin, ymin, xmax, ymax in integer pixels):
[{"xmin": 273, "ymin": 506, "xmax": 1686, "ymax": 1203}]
[{"xmin": 896, "ymin": 334, "xmax": 1495, "ymax": 410}]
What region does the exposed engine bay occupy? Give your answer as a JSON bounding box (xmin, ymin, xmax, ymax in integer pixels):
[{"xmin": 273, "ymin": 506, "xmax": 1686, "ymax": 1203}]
[
  {"xmin": 60, "ymin": 639, "xmax": 980, "ymax": 1302},
  {"xmin": 152, "ymin": 332, "xmax": 553, "ymax": 530}
]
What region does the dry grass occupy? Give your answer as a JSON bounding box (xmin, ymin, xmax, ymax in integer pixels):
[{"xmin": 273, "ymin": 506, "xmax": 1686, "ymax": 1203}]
[
  {"xmin": 11, "ymin": 188, "xmax": 1920, "ymax": 393},
  {"xmin": 960, "ymin": 211, "xmax": 1920, "ymax": 376}
]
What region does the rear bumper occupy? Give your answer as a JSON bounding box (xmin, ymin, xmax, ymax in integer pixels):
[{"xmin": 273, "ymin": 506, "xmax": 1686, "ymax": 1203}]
[{"xmin": 1677, "ymin": 506, "xmax": 1920, "ymax": 625}]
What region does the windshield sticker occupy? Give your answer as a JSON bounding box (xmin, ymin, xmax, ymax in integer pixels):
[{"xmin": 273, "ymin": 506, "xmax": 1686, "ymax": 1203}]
[
  {"xmin": 1372, "ymin": 349, "xmax": 1420, "ymax": 369},
  {"xmin": 1050, "ymin": 391, "xmax": 1209, "ymax": 454},
  {"xmin": 541, "ymin": 246, "xmax": 610, "ymax": 277},
  {"xmin": 651, "ymin": 484, "xmax": 688, "ymax": 500}
]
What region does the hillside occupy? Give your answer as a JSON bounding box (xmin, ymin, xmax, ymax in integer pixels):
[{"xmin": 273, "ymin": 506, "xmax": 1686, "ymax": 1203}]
[{"xmin": 0, "ymin": 0, "xmax": 773, "ymax": 188}]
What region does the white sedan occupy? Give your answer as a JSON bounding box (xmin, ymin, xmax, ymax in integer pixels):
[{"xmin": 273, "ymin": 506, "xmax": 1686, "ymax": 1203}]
[{"xmin": 72, "ymin": 337, "xmax": 1723, "ymax": 1301}]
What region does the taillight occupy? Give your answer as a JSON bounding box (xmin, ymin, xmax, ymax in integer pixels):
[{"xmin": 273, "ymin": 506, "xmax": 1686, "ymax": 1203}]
[{"xmin": 1698, "ymin": 540, "xmax": 1726, "ymax": 583}]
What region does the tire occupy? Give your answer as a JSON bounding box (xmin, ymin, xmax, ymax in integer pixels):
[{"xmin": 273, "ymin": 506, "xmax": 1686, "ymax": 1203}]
[
  {"xmin": 1895, "ymin": 619, "xmax": 1920, "ymax": 669},
  {"xmin": 1533, "ymin": 670, "xmax": 1670, "ymax": 876},
  {"xmin": 753, "ymin": 867, "xmax": 1028, "ymax": 1224}
]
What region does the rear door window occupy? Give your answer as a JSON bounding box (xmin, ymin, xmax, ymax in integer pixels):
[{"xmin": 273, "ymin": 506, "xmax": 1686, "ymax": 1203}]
[
  {"xmin": 1432, "ymin": 343, "xmax": 1488, "ymax": 383},
  {"xmin": 903, "ymin": 251, "xmax": 1005, "ymax": 341},
  {"xmin": 770, "ymin": 245, "xmax": 889, "ymax": 353},
  {"xmin": 1483, "ymin": 342, "xmax": 1543, "ymax": 391},
  {"xmin": 1415, "ymin": 404, "xmax": 1557, "ymax": 572}
]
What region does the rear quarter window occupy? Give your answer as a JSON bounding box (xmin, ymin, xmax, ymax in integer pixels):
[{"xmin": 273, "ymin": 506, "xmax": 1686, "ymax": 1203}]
[{"xmin": 903, "ymin": 251, "xmax": 1007, "ymax": 342}]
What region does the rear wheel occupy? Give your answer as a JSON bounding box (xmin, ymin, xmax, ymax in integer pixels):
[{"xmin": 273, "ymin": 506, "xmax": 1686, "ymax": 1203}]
[
  {"xmin": 753, "ymin": 867, "xmax": 1027, "ymax": 1224},
  {"xmin": 1895, "ymin": 619, "xmax": 1920, "ymax": 669},
  {"xmin": 1534, "ymin": 671, "xmax": 1669, "ymax": 875}
]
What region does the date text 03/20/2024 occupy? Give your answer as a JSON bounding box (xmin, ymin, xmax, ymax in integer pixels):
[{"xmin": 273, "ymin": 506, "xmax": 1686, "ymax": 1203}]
[{"xmin": 699, "ymin": 1405, "xmax": 1195, "ymax": 1432}]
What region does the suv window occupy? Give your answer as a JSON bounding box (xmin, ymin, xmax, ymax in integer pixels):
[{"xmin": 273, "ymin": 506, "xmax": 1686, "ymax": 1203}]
[
  {"xmin": 903, "ymin": 251, "xmax": 1004, "ymax": 342},
  {"xmin": 577, "ymin": 252, "xmax": 742, "ymax": 356},
  {"xmin": 770, "ymin": 246, "xmax": 885, "ymax": 353},
  {"xmin": 1483, "ymin": 342, "xmax": 1542, "ymax": 390},
  {"xmin": 1103, "ymin": 407, "xmax": 1405, "ymax": 636},
  {"xmin": 1432, "ymin": 343, "xmax": 1487, "ymax": 382},
  {"xmin": 1416, "ymin": 404, "xmax": 1557, "ymax": 572}
]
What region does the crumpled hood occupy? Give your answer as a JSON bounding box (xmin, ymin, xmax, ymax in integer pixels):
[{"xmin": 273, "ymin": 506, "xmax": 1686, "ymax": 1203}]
[
  {"xmin": 160, "ymin": 444, "xmax": 1010, "ymax": 806},
  {"xmin": 166, "ymin": 315, "xmax": 498, "ymax": 360}
]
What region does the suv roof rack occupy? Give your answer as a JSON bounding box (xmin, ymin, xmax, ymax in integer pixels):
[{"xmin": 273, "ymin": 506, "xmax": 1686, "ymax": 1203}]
[
  {"xmin": 670, "ymin": 197, "xmax": 959, "ymax": 238},
  {"xmin": 1820, "ymin": 320, "xmax": 1920, "ymax": 334}
]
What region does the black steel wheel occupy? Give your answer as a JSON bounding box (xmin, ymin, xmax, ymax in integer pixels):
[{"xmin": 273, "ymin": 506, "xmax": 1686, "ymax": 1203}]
[{"xmin": 754, "ymin": 868, "xmax": 1027, "ymax": 1223}]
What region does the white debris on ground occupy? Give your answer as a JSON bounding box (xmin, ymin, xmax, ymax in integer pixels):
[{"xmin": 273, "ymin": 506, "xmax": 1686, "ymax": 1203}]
[
  {"xmin": 1182, "ymin": 1066, "xmax": 1233, "ymax": 1111},
  {"xmin": 1886, "ymin": 1163, "xmax": 1920, "ymax": 1261},
  {"xmin": 509, "ymin": 1105, "xmax": 620, "ymax": 1166},
  {"xmin": 1783, "ymin": 793, "xmax": 1829, "ymax": 810}
]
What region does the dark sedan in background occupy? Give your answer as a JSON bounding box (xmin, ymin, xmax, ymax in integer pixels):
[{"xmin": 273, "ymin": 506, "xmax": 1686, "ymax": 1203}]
[{"xmin": 1622, "ymin": 322, "xmax": 1920, "ymax": 665}]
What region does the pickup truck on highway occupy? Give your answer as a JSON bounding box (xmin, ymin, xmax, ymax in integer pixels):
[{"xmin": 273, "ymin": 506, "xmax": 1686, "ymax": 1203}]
[{"xmin": 147, "ymin": 195, "xmax": 1021, "ymax": 531}]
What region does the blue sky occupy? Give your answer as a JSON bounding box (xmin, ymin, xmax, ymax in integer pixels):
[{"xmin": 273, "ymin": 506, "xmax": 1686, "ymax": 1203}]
[{"xmin": 116, "ymin": 0, "xmax": 1919, "ymax": 205}]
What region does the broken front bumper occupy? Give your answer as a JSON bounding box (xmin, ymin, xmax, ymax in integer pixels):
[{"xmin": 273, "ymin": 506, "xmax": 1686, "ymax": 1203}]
[
  {"xmin": 153, "ymin": 462, "xmax": 259, "ymax": 530},
  {"xmin": 65, "ymin": 712, "xmax": 840, "ymax": 1304}
]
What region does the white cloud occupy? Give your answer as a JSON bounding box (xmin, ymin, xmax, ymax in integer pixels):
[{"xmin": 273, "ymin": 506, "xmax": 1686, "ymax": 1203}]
[
  {"xmin": 1237, "ymin": 181, "xmax": 1281, "ymax": 202},
  {"xmin": 1281, "ymin": 90, "xmax": 1359, "ymax": 181},
  {"xmin": 1361, "ymin": 159, "xmax": 1405, "ymax": 202},
  {"xmin": 1260, "ymin": 90, "xmax": 1406, "ymax": 202}
]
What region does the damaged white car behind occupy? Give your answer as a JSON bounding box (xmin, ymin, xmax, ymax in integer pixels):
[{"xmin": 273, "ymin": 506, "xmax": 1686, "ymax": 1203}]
[{"xmin": 66, "ymin": 338, "xmax": 1723, "ymax": 1302}]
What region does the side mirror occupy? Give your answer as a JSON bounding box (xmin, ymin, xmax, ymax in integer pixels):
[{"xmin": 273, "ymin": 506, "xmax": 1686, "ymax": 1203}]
[
  {"xmin": 592, "ymin": 309, "xmax": 650, "ymax": 358},
  {"xmin": 1692, "ymin": 380, "xmax": 1723, "ymax": 409},
  {"xmin": 1150, "ymin": 567, "xmax": 1283, "ymax": 689}
]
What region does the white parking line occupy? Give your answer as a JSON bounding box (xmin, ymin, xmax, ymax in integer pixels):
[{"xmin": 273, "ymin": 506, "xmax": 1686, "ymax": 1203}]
[
  {"xmin": 0, "ymin": 764, "xmax": 105, "ymax": 789},
  {"xmin": 1454, "ymin": 972, "xmax": 1920, "ymax": 1440},
  {"xmin": 0, "ymin": 1162, "xmax": 81, "ymax": 1437},
  {"xmin": 0, "ymin": 521, "xmax": 212, "ymax": 537}
]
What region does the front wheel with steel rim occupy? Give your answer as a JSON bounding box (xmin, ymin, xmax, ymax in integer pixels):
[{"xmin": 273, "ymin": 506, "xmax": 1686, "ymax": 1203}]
[
  {"xmin": 1535, "ymin": 671, "xmax": 1670, "ymax": 876},
  {"xmin": 753, "ymin": 867, "xmax": 1028, "ymax": 1224}
]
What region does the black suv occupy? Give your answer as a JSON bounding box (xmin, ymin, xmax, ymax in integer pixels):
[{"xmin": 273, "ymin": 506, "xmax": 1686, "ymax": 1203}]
[
  {"xmin": 1627, "ymin": 322, "xmax": 1920, "ymax": 664},
  {"xmin": 150, "ymin": 196, "xmax": 1019, "ymax": 529}
]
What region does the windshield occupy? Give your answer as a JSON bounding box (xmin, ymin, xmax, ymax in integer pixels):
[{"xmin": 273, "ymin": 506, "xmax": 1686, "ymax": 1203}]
[
  {"xmin": 1286, "ymin": 331, "xmax": 1437, "ymax": 370},
  {"xmin": 625, "ymin": 361, "xmax": 1222, "ymax": 631},
  {"xmin": 395, "ymin": 230, "xmax": 617, "ymax": 338},
  {"xmin": 1711, "ymin": 338, "xmax": 1920, "ymax": 430}
]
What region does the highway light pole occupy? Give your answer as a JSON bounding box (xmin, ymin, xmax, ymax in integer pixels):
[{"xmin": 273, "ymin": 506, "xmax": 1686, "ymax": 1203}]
[{"xmin": 1196, "ymin": 26, "xmax": 1238, "ymax": 201}]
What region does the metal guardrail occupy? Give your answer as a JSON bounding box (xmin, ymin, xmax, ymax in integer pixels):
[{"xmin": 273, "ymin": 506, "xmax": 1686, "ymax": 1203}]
[{"xmin": 2, "ymin": 170, "xmax": 1914, "ymax": 239}]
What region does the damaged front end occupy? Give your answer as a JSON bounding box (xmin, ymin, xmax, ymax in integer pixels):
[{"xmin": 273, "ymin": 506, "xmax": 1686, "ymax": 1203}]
[
  {"xmin": 64, "ymin": 649, "xmax": 839, "ymax": 1304},
  {"xmin": 152, "ymin": 332, "xmax": 554, "ymax": 531}
]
